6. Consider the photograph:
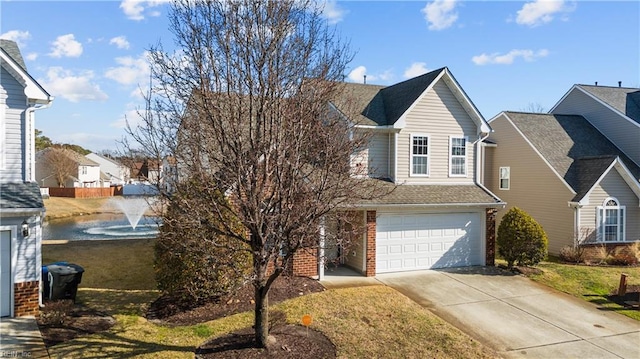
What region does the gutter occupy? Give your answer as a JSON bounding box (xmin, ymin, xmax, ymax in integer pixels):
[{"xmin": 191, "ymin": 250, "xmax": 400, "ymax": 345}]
[
  {"xmin": 347, "ymin": 202, "xmax": 506, "ymax": 209},
  {"xmin": 25, "ymin": 101, "xmax": 53, "ymax": 182}
]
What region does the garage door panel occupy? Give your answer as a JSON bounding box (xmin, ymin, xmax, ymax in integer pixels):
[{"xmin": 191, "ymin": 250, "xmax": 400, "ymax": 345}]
[{"xmin": 376, "ymin": 212, "xmax": 482, "ymax": 273}]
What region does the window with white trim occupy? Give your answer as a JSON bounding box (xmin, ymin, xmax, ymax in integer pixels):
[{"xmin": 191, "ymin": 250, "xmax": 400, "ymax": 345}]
[
  {"xmin": 449, "ymin": 136, "xmax": 467, "ymax": 176},
  {"xmin": 81, "ymin": 166, "xmax": 87, "ymax": 175},
  {"xmin": 410, "ymin": 134, "xmax": 429, "ymax": 176},
  {"xmin": 596, "ymin": 197, "xmax": 626, "ymax": 242},
  {"xmin": 499, "ymin": 166, "xmax": 510, "ymax": 190}
]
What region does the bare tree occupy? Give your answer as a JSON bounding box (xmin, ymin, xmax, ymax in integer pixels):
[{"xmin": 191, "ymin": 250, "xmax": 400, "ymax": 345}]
[
  {"xmin": 39, "ymin": 147, "xmax": 78, "ymax": 187},
  {"xmin": 125, "ymin": 0, "xmax": 386, "ymax": 347},
  {"xmin": 521, "ymin": 102, "xmax": 547, "ymax": 113}
]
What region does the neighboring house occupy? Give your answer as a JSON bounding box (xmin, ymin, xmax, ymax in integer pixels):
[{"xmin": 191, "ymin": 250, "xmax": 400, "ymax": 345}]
[
  {"xmin": 130, "ymin": 159, "xmax": 162, "ymax": 183},
  {"xmin": 0, "ymin": 39, "xmax": 53, "ymax": 317},
  {"xmin": 300, "ymin": 67, "xmax": 504, "ymax": 278},
  {"xmin": 485, "ymin": 110, "xmax": 640, "ymax": 254},
  {"xmin": 85, "ymin": 153, "xmax": 130, "ymax": 185},
  {"xmin": 35, "ymin": 148, "xmax": 109, "ymax": 188}
]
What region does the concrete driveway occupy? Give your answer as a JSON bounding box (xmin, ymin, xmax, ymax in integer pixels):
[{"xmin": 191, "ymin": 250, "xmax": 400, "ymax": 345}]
[{"xmin": 377, "ymin": 267, "xmax": 640, "ymax": 359}]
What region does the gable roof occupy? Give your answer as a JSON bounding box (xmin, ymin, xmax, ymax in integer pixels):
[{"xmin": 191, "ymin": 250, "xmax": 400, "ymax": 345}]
[
  {"xmin": 502, "ymin": 112, "xmax": 640, "ymax": 201},
  {"xmin": 333, "ymin": 67, "xmax": 490, "ymax": 132},
  {"xmin": 36, "ymin": 148, "xmax": 99, "ymax": 166},
  {"xmin": 553, "ymin": 84, "xmax": 640, "ymax": 126},
  {"xmin": 0, "ymin": 39, "xmax": 52, "ymax": 104}
]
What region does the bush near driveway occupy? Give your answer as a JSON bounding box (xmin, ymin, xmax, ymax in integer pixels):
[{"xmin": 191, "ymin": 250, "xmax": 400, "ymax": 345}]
[{"xmin": 497, "ymin": 207, "xmax": 548, "ymax": 268}]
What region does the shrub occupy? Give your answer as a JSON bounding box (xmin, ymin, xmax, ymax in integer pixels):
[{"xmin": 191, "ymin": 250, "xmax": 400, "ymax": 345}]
[
  {"xmin": 559, "ymin": 245, "xmax": 584, "ymax": 264},
  {"xmin": 155, "ymin": 180, "xmax": 252, "ymax": 305},
  {"xmin": 497, "ymin": 207, "xmax": 548, "ymax": 268},
  {"xmin": 40, "ymin": 300, "xmax": 74, "ymax": 326},
  {"xmin": 605, "ymin": 247, "xmax": 639, "ymax": 266}
]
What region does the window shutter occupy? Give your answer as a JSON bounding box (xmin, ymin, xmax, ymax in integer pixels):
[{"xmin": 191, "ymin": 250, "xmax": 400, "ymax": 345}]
[{"xmin": 595, "ymin": 206, "xmax": 603, "ymax": 242}]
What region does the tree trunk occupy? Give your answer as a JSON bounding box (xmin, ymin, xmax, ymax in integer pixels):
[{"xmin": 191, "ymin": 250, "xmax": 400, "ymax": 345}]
[{"xmin": 254, "ymin": 284, "xmax": 269, "ymax": 347}]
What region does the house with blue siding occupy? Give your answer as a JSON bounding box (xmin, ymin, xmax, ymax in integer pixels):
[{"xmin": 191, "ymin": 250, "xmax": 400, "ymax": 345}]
[{"xmin": 0, "ymin": 39, "xmax": 53, "ymax": 317}]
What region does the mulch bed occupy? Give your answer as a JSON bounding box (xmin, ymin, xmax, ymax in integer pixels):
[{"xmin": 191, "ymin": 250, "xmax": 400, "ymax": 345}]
[
  {"xmin": 37, "ymin": 305, "xmax": 115, "ymax": 347},
  {"xmin": 147, "ymin": 276, "xmax": 326, "ymax": 326},
  {"xmin": 37, "ymin": 275, "xmax": 330, "ymax": 358},
  {"xmin": 195, "ymin": 325, "xmax": 336, "ymax": 358}
]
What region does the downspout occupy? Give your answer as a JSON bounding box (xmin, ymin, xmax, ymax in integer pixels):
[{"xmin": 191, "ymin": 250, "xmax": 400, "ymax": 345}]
[
  {"xmin": 318, "ymin": 216, "xmax": 326, "ymax": 280},
  {"xmin": 473, "ymin": 132, "xmax": 490, "ymax": 187},
  {"xmin": 25, "ymin": 102, "xmax": 52, "ymax": 182}
]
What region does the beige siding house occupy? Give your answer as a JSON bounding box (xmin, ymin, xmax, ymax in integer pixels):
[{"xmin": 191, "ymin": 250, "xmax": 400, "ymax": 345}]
[
  {"xmin": 314, "ymin": 67, "xmax": 504, "ymax": 278},
  {"xmin": 485, "ymin": 110, "xmax": 640, "ymax": 255}
]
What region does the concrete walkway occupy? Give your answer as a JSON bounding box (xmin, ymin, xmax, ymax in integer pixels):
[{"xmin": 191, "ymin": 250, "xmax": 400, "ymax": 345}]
[
  {"xmin": 0, "ymin": 317, "xmax": 49, "ymax": 358},
  {"xmin": 377, "ymin": 267, "xmax": 640, "ymax": 359}
]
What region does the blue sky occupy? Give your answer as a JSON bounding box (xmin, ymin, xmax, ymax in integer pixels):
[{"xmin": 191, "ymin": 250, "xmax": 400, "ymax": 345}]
[{"xmin": 1, "ymin": 1, "xmax": 638, "ymax": 152}]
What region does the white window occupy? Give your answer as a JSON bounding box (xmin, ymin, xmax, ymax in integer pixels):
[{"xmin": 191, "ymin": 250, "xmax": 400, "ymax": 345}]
[
  {"xmin": 410, "ymin": 134, "xmax": 430, "ymax": 176},
  {"xmin": 596, "ymin": 197, "xmax": 626, "ymax": 242},
  {"xmin": 449, "ymin": 136, "xmax": 467, "ymax": 176},
  {"xmin": 81, "ymin": 166, "xmax": 87, "ymax": 175},
  {"xmin": 499, "ymin": 166, "xmax": 510, "ymax": 190}
]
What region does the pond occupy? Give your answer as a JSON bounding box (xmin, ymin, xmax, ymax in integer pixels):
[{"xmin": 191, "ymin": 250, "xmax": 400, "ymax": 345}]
[{"xmin": 43, "ymin": 214, "xmax": 160, "ymax": 241}]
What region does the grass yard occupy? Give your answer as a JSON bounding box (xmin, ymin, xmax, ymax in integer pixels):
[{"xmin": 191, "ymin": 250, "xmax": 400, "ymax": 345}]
[
  {"xmin": 44, "ymin": 197, "xmax": 116, "ymax": 220},
  {"xmin": 524, "ymin": 258, "xmax": 640, "ymax": 321},
  {"xmin": 42, "ymin": 239, "xmax": 497, "ymax": 359}
]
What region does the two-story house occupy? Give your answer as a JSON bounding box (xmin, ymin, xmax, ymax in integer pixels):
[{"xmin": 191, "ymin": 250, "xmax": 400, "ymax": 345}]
[
  {"xmin": 35, "ymin": 148, "xmax": 108, "ymax": 188},
  {"xmin": 297, "ymin": 67, "xmax": 504, "ymax": 279},
  {"xmin": 0, "ymin": 39, "xmax": 53, "ymax": 317},
  {"xmin": 484, "ymin": 84, "xmax": 640, "ymax": 256},
  {"xmin": 85, "ymin": 153, "xmax": 130, "ymax": 186}
]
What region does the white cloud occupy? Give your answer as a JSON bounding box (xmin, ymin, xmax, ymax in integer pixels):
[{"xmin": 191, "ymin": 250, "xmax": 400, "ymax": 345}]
[
  {"xmin": 422, "ymin": 0, "xmax": 458, "ymax": 31},
  {"xmin": 0, "ymin": 30, "xmax": 31, "ymax": 47},
  {"xmin": 404, "ymin": 62, "xmax": 429, "ymax": 78},
  {"xmin": 49, "ymin": 34, "xmax": 83, "ymax": 58},
  {"xmin": 111, "ymin": 108, "xmax": 147, "ymax": 129},
  {"xmin": 472, "ymin": 49, "xmax": 549, "ymax": 65},
  {"xmin": 120, "ymin": 0, "xmax": 170, "ymax": 21},
  {"xmin": 109, "ymin": 36, "xmax": 131, "ymax": 50},
  {"xmin": 25, "ymin": 53, "xmax": 38, "ymax": 61},
  {"xmin": 516, "ymin": 0, "xmax": 575, "ymax": 27},
  {"xmin": 39, "ymin": 67, "xmax": 108, "ymax": 102},
  {"xmin": 104, "ymin": 53, "xmax": 151, "ymax": 87},
  {"xmin": 347, "ymin": 66, "xmax": 394, "ymax": 84},
  {"xmin": 321, "ymin": 0, "xmax": 348, "ymax": 24}
]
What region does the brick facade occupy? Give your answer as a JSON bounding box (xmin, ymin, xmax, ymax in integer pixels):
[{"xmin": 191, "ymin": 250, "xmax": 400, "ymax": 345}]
[
  {"xmin": 292, "ymin": 248, "xmax": 318, "ymax": 277},
  {"xmin": 14, "ymin": 281, "xmax": 40, "ymax": 317},
  {"xmin": 365, "ymin": 210, "xmax": 376, "ymax": 277},
  {"xmin": 485, "ymin": 208, "xmax": 497, "ymax": 266}
]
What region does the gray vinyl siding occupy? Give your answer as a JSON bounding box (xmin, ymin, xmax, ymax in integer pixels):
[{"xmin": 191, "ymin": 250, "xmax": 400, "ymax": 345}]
[
  {"xmin": 487, "ymin": 115, "xmax": 575, "ymax": 254},
  {"xmin": 0, "ymin": 215, "xmax": 42, "ymax": 283},
  {"xmin": 580, "ymin": 170, "xmax": 640, "ymax": 242},
  {"xmin": 396, "ymin": 80, "xmax": 477, "ymax": 183},
  {"xmin": 1, "ymin": 66, "xmax": 26, "ymax": 182},
  {"xmin": 367, "ymin": 132, "xmax": 389, "ymax": 179},
  {"xmin": 552, "ymin": 89, "xmax": 640, "ymax": 166}
]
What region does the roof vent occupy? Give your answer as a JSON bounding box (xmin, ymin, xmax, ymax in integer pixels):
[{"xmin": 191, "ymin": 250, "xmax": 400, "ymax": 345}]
[
  {"xmin": 618, "ymin": 81, "xmax": 622, "ymax": 87},
  {"xmin": 363, "ymin": 75, "xmax": 367, "ymax": 85},
  {"xmin": 595, "ymin": 81, "xmax": 598, "ymax": 86}
]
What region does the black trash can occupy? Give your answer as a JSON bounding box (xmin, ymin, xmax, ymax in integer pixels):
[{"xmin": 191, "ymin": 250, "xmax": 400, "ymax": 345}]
[
  {"xmin": 47, "ymin": 263, "xmax": 84, "ymax": 302},
  {"xmin": 42, "ymin": 261, "xmax": 68, "ymax": 300}
]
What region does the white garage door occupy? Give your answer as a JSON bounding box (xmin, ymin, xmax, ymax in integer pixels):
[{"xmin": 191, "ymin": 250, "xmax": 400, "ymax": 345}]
[{"xmin": 376, "ymin": 212, "xmax": 483, "ymax": 273}]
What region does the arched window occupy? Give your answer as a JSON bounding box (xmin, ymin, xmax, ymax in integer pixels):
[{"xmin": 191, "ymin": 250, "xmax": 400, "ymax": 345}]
[{"xmin": 596, "ymin": 197, "xmax": 625, "ymax": 242}]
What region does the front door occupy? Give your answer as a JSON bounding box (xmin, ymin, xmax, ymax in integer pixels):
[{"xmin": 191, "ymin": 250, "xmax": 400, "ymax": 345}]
[{"xmin": 0, "ymin": 230, "xmax": 11, "ymax": 317}]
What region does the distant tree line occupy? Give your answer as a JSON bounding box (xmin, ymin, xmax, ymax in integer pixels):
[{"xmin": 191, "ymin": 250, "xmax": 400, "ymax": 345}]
[{"xmin": 35, "ymin": 129, "xmax": 92, "ymax": 155}]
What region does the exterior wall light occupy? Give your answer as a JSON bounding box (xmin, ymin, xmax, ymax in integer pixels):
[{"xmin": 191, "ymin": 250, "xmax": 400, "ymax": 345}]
[{"xmin": 22, "ymin": 220, "xmax": 30, "ymax": 237}]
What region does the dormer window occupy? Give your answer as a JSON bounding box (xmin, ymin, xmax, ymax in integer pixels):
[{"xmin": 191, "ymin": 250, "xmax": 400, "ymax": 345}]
[
  {"xmin": 410, "ymin": 134, "xmax": 430, "ymax": 176},
  {"xmin": 597, "ymin": 197, "xmax": 625, "ymax": 242}
]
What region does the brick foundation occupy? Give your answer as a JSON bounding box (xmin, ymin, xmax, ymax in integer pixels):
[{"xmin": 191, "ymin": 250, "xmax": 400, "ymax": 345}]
[
  {"xmin": 365, "ymin": 210, "xmax": 376, "ymax": 277},
  {"xmin": 14, "ymin": 281, "xmax": 40, "ymax": 317},
  {"xmin": 485, "ymin": 208, "xmax": 497, "ymax": 266}
]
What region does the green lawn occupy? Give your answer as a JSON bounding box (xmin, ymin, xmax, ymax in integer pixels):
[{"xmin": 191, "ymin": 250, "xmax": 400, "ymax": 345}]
[
  {"xmin": 524, "ymin": 258, "xmax": 640, "ymax": 321},
  {"xmin": 43, "ymin": 240, "xmax": 497, "ymax": 359}
]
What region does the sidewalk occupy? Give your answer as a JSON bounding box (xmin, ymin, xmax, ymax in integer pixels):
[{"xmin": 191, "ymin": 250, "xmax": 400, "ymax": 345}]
[{"xmin": 0, "ymin": 317, "xmax": 49, "ymax": 358}]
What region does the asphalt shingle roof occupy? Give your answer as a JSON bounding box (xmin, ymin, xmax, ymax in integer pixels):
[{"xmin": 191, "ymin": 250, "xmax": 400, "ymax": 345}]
[
  {"xmin": 0, "ymin": 39, "xmax": 27, "ymax": 71},
  {"xmin": 334, "ymin": 68, "xmax": 446, "ymax": 126},
  {"xmin": 0, "ymin": 182, "xmax": 44, "ymax": 210},
  {"xmin": 356, "ymin": 180, "xmax": 502, "ymax": 206},
  {"xmin": 504, "ymin": 112, "xmax": 640, "ymax": 201},
  {"xmin": 578, "ymin": 85, "xmax": 640, "ymax": 124}
]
